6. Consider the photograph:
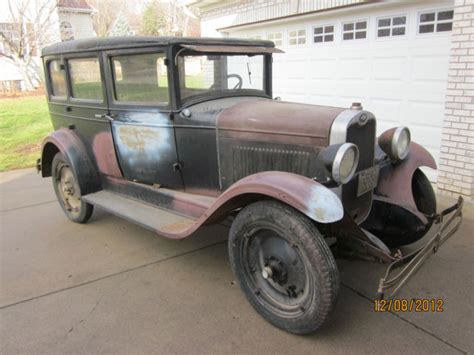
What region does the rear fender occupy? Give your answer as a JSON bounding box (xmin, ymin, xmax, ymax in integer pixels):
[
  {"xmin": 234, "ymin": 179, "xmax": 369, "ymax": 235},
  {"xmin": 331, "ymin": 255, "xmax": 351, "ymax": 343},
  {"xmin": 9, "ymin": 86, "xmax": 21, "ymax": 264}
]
[
  {"xmin": 376, "ymin": 142, "xmax": 436, "ymax": 215},
  {"xmin": 41, "ymin": 129, "xmax": 101, "ymax": 195},
  {"xmin": 205, "ymin": 171, "xmax": 344, "ymax": 224}
]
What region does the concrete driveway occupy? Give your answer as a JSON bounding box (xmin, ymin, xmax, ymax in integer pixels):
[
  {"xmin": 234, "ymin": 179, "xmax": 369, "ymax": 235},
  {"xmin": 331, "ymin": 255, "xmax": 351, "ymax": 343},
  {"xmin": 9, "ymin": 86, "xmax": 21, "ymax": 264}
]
[{"xmin": 1, "ymin": 168, "xmax": 472, "ymax": 354}]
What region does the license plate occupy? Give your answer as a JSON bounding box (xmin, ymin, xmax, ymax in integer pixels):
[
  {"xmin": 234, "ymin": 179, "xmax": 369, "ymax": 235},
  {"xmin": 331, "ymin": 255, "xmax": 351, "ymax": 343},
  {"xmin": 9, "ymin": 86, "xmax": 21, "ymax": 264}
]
[{"xmin": 357, "ymin": 166, "xmax": 379, "ymax": 197}]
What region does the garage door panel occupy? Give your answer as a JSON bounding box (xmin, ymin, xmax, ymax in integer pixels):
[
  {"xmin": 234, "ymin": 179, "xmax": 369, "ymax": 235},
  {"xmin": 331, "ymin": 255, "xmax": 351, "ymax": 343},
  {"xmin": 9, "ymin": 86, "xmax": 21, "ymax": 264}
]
[
  {"xmin": 372, "ymin": 57, "xmax": 407, "ymax": 81},
  {"xmin": 286, "ymin": 60, "xmax": 307, "ymax": 79},
  {"xmin": 367, "ymin": 98, "xmax": 402, "ymax": 127},
  {"xmin": 309, "ymin": 58, "xmax": 338, "ymax": 79},
  {"xmin": 409, "ymin": 125, "xmax": 442, "ymax": 151},
  {"xmin": 368, "ymin": 82, "xmax": 406, "ymax": 99},
  {"xmin": 307, "ymin": 94, "xmax": 342, "ymax": 107},
  {"xmin": 407, "ymin": 83, "xmax": 448, "ymax": 102},
  {"xmin": 405, "ymin": 101, "xmax": 445, "ymax": 128},
  {"xmin": 411, "ymin": 56, "xmax": 450, "ymax": 82},
  {"xmin": 310, "ymin": 79, "xmax": 346, "ymax": 96},
  {"xmin": 338, "ymin": 58, "xmax": 369, "ymax": 80}
]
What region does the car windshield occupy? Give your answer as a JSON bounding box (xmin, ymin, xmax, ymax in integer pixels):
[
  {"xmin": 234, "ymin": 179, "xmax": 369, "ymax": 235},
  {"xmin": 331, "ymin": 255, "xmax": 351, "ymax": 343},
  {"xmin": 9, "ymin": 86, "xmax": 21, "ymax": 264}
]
[{"xmin": 178, "ymin": 53, "xmax": 265, "ymax": 100}]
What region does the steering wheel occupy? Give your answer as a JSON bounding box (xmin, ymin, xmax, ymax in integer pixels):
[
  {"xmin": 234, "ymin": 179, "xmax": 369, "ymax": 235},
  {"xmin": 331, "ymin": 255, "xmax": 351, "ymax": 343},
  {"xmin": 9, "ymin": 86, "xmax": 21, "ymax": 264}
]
[{"xmin": 227, "ymin": 74, "xmax": 243, "ymax": 90}]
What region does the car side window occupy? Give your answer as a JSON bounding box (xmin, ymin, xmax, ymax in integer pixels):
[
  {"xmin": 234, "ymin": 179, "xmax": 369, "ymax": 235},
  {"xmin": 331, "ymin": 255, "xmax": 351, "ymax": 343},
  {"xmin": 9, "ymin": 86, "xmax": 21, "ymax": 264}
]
[
  {"xmin": 48, "ymin": 60, "xmax": 67, "ymax": 98},
  {"xmin": 111, "ymin": 52, "xmax": 169, "ymax": 104},
  {"xmin": 68, "ymin": 57, "xmax": 103, "ymax": 101}
]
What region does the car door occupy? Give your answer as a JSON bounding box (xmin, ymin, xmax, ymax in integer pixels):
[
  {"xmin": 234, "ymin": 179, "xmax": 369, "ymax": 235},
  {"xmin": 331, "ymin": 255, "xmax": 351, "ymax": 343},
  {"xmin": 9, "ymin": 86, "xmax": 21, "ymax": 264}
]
[
  {"xmin": 60, "ymin": 52, "xmax": 122, "ymax": 178},
  {"xmin": 104, "ymin": 48, "xmax": 183, "ymax": 189}
]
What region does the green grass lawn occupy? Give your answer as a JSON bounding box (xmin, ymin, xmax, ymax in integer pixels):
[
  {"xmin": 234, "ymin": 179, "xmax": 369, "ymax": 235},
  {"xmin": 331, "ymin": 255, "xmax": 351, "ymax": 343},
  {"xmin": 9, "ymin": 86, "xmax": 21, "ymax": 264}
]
[{"xmin": 0, "ymin": 96, "xmax": 52, "ymax": 171}]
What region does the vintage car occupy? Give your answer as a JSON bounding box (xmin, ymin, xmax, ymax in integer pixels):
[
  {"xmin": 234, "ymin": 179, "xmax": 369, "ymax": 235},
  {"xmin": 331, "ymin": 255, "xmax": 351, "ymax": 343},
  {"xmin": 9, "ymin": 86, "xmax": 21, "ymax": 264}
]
[{"xmin": 38, "ymin": 37, "xmax": 463, "ymax": 334}]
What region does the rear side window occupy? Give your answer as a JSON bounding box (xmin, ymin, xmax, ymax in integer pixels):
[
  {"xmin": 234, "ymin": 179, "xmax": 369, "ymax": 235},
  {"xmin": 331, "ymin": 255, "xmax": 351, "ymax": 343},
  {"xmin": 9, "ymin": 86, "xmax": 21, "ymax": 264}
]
[
  {"xmin": 111, "ymin": 52, "xmax": 169, "ymax": 104},
  {"xmin": 68, "ymin": 58, "xmax": 103, "ymax": 101},
  {"xmin": 49, "ymin": 60, "xmax": 66, "ymax": 98}
]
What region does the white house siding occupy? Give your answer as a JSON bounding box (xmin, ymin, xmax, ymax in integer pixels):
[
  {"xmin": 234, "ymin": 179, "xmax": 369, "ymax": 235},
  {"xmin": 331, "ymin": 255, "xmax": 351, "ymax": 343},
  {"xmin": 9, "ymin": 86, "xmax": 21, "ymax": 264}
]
[
  {"xmin": 217, "ymin": 1, "xmax": 456, "ymax": 184},
  {"xmin": 198, "ymin": 0, "xmax": 366, "ymax": 37}
]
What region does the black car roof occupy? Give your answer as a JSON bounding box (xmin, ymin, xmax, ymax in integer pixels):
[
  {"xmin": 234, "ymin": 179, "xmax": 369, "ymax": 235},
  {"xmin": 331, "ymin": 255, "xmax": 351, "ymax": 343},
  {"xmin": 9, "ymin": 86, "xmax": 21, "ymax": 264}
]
[{"xmin": 42, "ymin": 36, "xmax": 276, "ymax": 56}]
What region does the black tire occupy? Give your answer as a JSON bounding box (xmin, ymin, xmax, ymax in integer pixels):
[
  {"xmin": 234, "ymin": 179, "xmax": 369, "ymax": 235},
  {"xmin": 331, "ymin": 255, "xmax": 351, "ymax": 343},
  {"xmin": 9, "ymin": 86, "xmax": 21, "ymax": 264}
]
[
  {"xmin": 52, "ymin": 152, "xmax": 93, "ymax": 223},
  {"xmin": 228, "ymin": 200, "xmax": 339, "ymax": 335}
]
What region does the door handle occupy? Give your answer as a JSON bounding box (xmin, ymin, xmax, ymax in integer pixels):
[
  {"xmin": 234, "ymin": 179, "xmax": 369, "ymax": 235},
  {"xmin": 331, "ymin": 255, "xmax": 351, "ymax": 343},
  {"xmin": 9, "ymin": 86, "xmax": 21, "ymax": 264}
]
[{"xmin": 94, "ymin": 113, "xmax": 115, "ymax": 121}]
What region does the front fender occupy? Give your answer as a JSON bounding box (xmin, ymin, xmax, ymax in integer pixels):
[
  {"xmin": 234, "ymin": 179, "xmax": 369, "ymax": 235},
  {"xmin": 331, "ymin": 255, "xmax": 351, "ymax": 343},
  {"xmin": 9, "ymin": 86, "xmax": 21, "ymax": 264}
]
[
  {"xmin": 41, "ymin": 129, "xmax": 101, "ymax": 195},
  {"xmin": 206, "ymin": 171, "xmax": 344, "ymax": 224},
  {"xmin": 376, "ymin": 142, "xmax": 436, "ymax": 212}
]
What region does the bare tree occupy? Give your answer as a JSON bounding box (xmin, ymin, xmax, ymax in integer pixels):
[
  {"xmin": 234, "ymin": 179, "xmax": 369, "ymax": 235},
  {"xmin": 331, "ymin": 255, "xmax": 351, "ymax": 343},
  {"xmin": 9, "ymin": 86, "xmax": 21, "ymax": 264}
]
[
  {"xmin": 88, "ymin": 0, "xmax": 129, "ymax": 37},
  {"xmin": 0, "ymin": 0, "xmax": 58, "ymax": 90}
]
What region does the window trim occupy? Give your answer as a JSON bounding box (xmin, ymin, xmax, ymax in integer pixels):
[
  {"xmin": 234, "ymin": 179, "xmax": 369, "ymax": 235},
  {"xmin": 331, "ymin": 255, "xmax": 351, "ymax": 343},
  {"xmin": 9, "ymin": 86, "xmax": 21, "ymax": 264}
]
[
  {"xmin": 287, "ymin": 28, "xmax": 307, "ymax": 46},
  {"xmin": 46, "ymin": 57, "xmax": 68, "ymax": 101},
  {"xmin": 341, "ymin": 19, "xmax": 369, "ymax": 42},
  {"xmin": 312, "ymin": 23, "xmax": 336, "ymax": 44},
  {"xmin": 67, "ymin": 56, "xmax": 105, "ymax": 104},
  {"xmin": 105, "ymin": 47, "xmax": 172, "ymax": 109},
  {"xmin": 376, "ymin": 14, "xmax": 408, "ymax": 39},
  {"xmin": 417, "ymin": 7, "xmax": 454, "ymax": 35}
]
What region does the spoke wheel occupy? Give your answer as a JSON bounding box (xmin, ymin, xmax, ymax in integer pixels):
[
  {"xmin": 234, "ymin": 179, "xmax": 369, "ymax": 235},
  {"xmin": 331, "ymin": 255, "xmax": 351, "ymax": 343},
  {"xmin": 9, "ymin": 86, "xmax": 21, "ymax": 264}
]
[
  {"xmin": 229, "ymin": 200, "xmax": 339, "ymax": 334},
  {"xmin": 52, "ymin": 152, "xmax": 93, "ymax": 223}
]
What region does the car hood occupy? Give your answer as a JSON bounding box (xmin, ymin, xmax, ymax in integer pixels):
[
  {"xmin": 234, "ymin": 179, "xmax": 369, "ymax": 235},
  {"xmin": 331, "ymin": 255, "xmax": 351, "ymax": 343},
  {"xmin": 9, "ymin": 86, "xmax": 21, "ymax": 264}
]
[{"xmin": 217, "ymin": 98, "xmax": 346, "ymax": 147}]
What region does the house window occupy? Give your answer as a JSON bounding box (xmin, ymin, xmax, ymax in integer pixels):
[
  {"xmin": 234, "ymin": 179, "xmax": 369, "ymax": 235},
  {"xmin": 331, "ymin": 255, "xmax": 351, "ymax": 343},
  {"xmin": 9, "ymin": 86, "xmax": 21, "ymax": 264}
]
[
  {"xmin": 48, "ymin": 60, "xmax": 67, "ymax": 98},
  {"xmin": 313, "ymin": 25, "xmax": 334, "ymax": 43},
  {"xmin": 267, "ymin": 32, "xmax": 283, "ymax": 46},
  {"xmin": 377, "ymin": 15, "xmax": 407, "ymax": 37},
  {"xmin": 419, "ymin": 9, "xmax": 454, "ymax": 33},
  {"xmin": 68, "ymin": 58, "xmax": 103, "ymax": 101},
  {"xmin": 288, "ymin": 29, "xmax": 306, "ymax": 45},
  {"xmin": 343, "ymin": 20, "xmax": 367, "ymax": 40},
  {"xmin": 60, "ymin": 21, "xmax": 74, "ymax": 42}
]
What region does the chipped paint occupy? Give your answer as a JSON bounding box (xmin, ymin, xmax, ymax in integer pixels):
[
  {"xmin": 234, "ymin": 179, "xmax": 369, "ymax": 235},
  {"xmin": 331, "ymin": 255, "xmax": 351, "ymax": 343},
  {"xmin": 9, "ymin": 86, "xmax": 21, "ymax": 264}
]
[{"xmin": 306, "ymin": 184, "xmax": 344, "ymax": 222}]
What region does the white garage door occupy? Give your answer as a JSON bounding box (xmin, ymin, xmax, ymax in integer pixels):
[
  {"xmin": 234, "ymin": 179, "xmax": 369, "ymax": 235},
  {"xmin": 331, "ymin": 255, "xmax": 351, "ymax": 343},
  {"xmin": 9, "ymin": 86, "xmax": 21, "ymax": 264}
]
[{"xmin": 228, "ymin": 1, "xmax": 454, "ymax": 181}]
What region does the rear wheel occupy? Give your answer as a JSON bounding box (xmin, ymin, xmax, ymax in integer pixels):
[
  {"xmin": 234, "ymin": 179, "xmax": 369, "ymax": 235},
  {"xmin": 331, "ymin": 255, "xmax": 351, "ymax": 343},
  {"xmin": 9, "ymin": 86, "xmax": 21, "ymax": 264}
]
[
  {"xmin": 228, "ymin": 200, "xmax": 339, "ymax": 334},
  {"xmin": 52, "ymin": 152, "xmax": 93, "ymax": 223}
]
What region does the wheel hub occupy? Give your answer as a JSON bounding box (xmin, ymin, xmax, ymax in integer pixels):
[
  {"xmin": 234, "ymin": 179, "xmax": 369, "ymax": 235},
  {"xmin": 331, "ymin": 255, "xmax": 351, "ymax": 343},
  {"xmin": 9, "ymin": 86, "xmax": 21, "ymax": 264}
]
[{"xmin": 263, "ymin": 256, "xmax": 288, "ymax": 285}]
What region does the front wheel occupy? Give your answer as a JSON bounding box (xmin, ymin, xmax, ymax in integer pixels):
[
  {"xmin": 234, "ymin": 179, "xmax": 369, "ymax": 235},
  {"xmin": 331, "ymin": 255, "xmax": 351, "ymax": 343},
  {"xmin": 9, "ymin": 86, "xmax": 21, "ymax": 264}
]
[
  {"xmin": 228, "ymin": 201, "xmax": 339, "ymax": 334},
  {"xmin": 52, "ymin": 152, "xmax": 93, "ymax": 223}
]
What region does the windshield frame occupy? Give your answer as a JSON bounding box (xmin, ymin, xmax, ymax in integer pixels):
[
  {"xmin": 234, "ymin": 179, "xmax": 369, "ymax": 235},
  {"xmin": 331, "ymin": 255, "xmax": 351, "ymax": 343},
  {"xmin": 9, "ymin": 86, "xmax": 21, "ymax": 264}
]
[{"xmin": 173, "ymin": 48, "xmax": 273, "ymax": 108}]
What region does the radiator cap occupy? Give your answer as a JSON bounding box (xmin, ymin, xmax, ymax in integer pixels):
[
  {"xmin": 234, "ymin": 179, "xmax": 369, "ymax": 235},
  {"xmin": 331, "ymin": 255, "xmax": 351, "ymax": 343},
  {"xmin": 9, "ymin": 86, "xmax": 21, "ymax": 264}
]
[{"xmin": 351, "ymin": 102, "xmax": 363, "ymax": 110}]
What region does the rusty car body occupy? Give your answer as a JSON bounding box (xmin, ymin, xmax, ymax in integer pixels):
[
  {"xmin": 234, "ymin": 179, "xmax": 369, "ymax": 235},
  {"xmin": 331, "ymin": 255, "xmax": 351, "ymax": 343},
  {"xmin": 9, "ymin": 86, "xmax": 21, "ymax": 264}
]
[{"xmin": 38, "ymin": 36, "xmax": 463, "ymax": 334}]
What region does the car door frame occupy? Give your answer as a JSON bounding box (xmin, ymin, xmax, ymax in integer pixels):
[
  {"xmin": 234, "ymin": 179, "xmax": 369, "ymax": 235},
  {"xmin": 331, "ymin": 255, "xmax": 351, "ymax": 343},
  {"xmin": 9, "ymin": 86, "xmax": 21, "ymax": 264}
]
[
  {"xmin": 50, "ymin": 50, "xmax": 123, "ymax": 178},
  {"xmin": 102, "ymin": 46, "xmax": 184, "ymax": 189}
]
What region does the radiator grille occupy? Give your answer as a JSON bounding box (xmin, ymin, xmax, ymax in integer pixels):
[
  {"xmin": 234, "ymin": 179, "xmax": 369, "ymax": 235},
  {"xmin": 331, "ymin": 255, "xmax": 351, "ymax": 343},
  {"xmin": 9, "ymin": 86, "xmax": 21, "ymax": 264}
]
[
  {"xmin": 342, "ymin": 118, "xmax": 376, "ymax": 222},
  {"xmin": 232, "ymin": 146, "xmax": 311, "ymax": 181}
]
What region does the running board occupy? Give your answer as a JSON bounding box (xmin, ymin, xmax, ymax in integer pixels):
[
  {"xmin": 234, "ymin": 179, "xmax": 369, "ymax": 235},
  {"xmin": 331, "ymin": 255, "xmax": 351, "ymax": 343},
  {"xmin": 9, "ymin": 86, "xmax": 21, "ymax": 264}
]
[{"xmin": 82, "ymin": 191, "xmax": 195, "ymax": 235}]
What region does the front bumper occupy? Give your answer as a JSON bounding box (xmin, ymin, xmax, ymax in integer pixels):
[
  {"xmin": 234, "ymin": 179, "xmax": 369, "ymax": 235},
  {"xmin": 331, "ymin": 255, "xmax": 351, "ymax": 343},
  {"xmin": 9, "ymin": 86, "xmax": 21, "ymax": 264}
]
[
  {"xmin": 334, "ymin": 196, "xmax": 464, "ymax": 299},
  {"xmin": 376, "ymin": 196, "xmax": 463, "ymax": 299}
]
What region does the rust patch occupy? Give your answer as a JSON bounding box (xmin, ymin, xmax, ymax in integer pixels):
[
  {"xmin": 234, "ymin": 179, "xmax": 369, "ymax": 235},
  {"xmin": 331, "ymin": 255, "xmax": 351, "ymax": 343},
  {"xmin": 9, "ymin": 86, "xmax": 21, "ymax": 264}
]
[
  {"xmin": 117, "ymin": 126, "xmax": 161, "ymax": 152},
  {"xmin": 92, "ymin": 132, "xmax": 122, "ymax": 177}
]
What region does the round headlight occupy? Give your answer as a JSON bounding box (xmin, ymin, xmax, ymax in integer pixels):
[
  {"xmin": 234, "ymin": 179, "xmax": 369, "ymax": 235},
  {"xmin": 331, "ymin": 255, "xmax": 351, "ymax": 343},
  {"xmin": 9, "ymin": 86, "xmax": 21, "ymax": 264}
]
[
  {"xmin": 393, "ymin": 127, "xmax": 410, "ymax": 160},
  {"xmin": 332, "ymin": 143, "xmax": 359, "ymax": 184},
  {"xmin": 379, "ymin": 126, "xmax": 411, "ymax": 162}
]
